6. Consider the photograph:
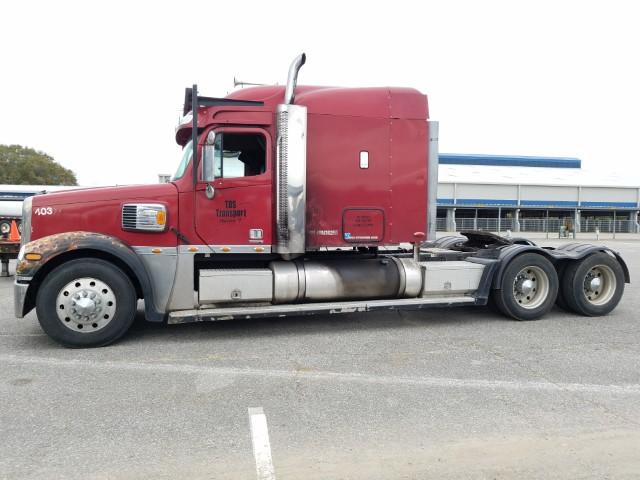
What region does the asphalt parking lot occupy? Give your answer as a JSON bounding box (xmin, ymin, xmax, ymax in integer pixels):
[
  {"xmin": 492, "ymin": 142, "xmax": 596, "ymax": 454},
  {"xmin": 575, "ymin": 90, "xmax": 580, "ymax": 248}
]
[{"xmin": 2, "ymin": 239, "xmax": 640, "ymax": 479}]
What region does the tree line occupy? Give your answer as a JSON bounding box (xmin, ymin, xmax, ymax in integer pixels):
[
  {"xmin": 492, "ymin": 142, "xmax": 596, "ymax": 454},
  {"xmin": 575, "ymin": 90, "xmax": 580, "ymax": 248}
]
[{"xmin": 0, "ymin": 144, "xmax": 77, "ymax": 185}]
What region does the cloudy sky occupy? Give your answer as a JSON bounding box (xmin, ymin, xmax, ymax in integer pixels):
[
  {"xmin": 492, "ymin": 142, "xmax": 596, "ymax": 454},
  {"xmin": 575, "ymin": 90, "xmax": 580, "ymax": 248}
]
[{"xmin": 1, "ymin": 0, "xmax": 639, "ymax": 186}]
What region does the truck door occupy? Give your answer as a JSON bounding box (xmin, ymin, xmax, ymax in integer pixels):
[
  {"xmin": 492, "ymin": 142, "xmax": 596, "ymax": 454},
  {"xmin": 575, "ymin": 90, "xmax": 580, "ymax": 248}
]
[{"xmin": 195, "ymin": 127, "xmax": 272, "ymax": 250}]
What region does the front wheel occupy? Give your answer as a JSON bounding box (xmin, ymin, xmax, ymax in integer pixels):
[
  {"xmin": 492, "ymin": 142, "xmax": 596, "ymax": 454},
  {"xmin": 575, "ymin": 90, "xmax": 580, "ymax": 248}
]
[
  {"xmin": 492, "ymin": 253, "xmax": 559, "ymax": 321},
  {"xmin": 36, "ymin": 258, "xmax": 137, "ymax": 348},
  {"xmin": 560, "ymin": 252, "xmax": 625, "ymax": 316}
]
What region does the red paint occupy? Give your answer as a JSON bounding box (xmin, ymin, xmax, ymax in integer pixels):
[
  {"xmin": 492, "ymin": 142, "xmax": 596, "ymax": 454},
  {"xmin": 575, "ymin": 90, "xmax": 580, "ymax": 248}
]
[
  {"xmin": 193, "ymin": 126, "xmax": 273, "ymax": 247},
  {"xmin": 302, "ymin": 87, "xmax": 428, "ymax": 247},
  {"xmin": 226, "ymin": 85, "xmax": 428, "ymax": 119},
  {"xmin": 31, "ymin": 84, "xmax": 429, "ymax": 250},
  {"xmin": 30, "ymin": 184, "xmax": 179, "ymax": 247}
]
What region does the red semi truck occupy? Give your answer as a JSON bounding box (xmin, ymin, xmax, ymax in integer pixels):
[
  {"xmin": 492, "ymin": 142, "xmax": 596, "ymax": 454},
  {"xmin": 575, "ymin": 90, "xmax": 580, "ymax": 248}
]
[{"xmin": 14, "ymin": 54, "xmax": 628, "ymax": 347}]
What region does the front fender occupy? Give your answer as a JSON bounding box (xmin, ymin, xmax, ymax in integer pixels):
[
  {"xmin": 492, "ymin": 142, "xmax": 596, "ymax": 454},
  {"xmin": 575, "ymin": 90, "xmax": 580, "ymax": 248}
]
[{"xmin": 17, "ymin": 232, "xmax": 165, "ymax": 322}]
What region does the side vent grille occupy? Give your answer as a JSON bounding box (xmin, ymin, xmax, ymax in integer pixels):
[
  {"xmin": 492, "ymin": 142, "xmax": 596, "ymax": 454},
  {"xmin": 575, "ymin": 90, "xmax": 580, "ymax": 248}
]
[
  {"xmin": 121, "ymin": 205, "xmax": 138, "ymax": 230},
  {"xmin": 277, "ymin": 110, "xmax": 289, "ymax": 243}
]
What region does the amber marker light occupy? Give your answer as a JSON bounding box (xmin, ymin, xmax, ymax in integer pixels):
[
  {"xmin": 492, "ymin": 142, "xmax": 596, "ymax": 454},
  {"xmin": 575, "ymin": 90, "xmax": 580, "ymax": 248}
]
[
  {"xmin": 25, "ymin": 253, "xmax": 42, "ymax": 261},
  {"xmin": 156, "ymin": 210, "xmax": 167, "ymax": 226}
]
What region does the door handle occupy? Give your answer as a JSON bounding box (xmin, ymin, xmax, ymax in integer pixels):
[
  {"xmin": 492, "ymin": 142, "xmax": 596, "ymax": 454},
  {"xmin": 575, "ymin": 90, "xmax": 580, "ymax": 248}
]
[{"xmin": 206, "ymin": 183, "xmax": 215, "ymax": 199}]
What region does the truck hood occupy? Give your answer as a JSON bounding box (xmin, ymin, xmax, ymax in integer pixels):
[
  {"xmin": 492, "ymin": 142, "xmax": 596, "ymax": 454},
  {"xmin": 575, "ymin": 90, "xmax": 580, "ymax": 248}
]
[{"xmin": 31, "ymin": 183, "xmax": 178, "ymax": 206}]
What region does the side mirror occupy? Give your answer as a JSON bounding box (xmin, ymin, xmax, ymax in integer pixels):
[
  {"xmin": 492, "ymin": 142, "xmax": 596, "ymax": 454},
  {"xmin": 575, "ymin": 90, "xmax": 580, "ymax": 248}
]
[{"xmin": 202, "ymin": 131, "xmax": 217, "ymax": 182}]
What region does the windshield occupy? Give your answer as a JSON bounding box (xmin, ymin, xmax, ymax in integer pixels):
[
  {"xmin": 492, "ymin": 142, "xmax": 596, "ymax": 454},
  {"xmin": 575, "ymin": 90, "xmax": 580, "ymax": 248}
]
[{"xmin": 172, "ymin": 140, "xmax": 193, "ymax": 181}]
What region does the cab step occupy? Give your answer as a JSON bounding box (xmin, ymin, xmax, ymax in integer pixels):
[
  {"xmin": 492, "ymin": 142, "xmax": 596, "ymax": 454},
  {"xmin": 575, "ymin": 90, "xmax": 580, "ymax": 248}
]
[{"xmin": 167, "ymin": 295, "xmax": 478, "ymax": 324}]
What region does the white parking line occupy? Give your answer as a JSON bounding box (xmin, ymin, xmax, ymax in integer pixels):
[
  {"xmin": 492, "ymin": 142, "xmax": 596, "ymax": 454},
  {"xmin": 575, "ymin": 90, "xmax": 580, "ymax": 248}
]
[
  {"xmin": 248, "ymin": 407, "xmax": 276, "ymax": 480},
  {"xmin": 0, "ymin": 333, "xmax": 47, "ymax": 337},
  {"xmin": 2, "ymin": 354, "xmax": 640, "ymax": 395}
]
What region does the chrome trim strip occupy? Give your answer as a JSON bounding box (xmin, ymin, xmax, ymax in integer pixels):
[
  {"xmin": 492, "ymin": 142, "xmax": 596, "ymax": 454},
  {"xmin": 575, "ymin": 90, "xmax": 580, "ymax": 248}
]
[
  {"xmin": 427, "ymin": 120, "xmax": 439, "ymax": 241},
  {"xmin": 275, "ymin": 103, "xmax": 307, "ymax": 259},
  {"xmin": 176, "ymin": 245, "xmax": 272, "ymax": 254},
  {"xmin": 132, "ymin": 246, "xmax": 178, "ymax": 256},
  {"xmin": 20, "ymin": 196, "xmax": 32, "ymax": 246},
  {"xmin": 15, "ymin": 275, "xmax": 33, "ymax": 282}
]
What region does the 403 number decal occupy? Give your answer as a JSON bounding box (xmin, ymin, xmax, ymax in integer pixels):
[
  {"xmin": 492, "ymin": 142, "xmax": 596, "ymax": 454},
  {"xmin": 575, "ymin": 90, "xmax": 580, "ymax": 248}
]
[{"xmin": 34, "ymin": 207, "xmax": 54, "ymax": 215}]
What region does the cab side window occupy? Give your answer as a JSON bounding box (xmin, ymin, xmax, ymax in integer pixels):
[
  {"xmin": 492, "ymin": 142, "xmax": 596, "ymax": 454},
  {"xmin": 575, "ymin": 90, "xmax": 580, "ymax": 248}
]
[{"xmin": 203, "ymin": 132, "xmax": 266, "ymax": 181}]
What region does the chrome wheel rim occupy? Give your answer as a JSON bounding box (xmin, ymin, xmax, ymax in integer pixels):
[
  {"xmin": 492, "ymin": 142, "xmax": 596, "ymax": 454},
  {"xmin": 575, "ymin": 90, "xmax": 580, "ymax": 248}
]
[
  {"xmin": 55, "ymin": 277, "xmax": 117, "ymax": 332},
  {"xmin": 583, "ymin": 265, "xmax": 616, "ymax": 306},
  {"xmin": 513, "ymin": 265, "xmax": 549, "ymax": 309}
]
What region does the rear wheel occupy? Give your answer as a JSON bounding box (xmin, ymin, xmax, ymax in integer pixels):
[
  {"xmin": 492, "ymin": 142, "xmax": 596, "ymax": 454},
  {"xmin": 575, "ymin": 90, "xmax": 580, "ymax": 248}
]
[
  {"xmin": 561, "ymin": 253, "xmax": 624, "ymax": 316},
  {"xmin": 492, "ymin": 253, "xmax": 558, "ymax": 321},
  {"xmin": 36, "ymin": 258, "xmax": 137, "ymax": 348}
]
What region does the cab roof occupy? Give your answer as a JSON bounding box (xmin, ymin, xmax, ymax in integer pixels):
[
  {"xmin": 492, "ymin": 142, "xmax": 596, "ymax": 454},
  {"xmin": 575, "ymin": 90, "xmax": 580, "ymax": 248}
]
[
  {"xmin": 175, "ymin": 85, "xmax": 428, "ymax": 145},
  {"xmin": 227, "ymin": 85, "xmax": 428, "ymax": 120}
]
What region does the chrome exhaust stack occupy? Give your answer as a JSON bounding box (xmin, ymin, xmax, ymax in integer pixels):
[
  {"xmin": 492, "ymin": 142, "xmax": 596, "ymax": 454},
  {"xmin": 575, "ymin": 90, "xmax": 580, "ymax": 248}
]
[
  {"xmin": 275, "ymin": 54, "xmax": 307, "ymax": 259},
  {"xmin": 284, "ymin": 53, "xmax": 306, "ymax": 105}
]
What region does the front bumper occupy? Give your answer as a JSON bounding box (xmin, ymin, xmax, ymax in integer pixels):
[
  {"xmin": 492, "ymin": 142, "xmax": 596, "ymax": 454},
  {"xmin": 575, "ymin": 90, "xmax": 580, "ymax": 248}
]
[{"xmin": 14, "ymin": 278, "xmax": 29, "ymax": 318}]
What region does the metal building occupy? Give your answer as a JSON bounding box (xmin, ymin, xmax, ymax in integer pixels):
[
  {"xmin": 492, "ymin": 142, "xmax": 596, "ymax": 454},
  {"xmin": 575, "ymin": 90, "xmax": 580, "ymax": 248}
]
[{"xmin": 436, "ymin": 154, "xmax": 640, "ymax": 234}]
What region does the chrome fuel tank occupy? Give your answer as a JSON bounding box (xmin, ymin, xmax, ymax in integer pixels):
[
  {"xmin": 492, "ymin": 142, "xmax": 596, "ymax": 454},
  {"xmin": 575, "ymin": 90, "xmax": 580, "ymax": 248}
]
[{"xmin": 270, "ymin": 257, "xmax": 422, "ymax": 303}]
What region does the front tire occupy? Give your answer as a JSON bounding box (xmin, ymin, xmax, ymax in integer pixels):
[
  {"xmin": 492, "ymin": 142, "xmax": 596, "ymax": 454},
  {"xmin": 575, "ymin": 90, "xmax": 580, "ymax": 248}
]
[
  {"xmin": 36, "ymin": 258, "xmax": 137, "ymax": 348},
  {"xmin": 492, "ymin": 253, "xmax": 559, "ymax": 321},
  {"xmin": 560, "ymin": 252, "xmax": 624, "ymax": 316}
]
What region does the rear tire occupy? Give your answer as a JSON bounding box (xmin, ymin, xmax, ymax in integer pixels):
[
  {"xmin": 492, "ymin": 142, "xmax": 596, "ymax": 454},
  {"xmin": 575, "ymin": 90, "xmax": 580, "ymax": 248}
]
[
  {"xmin": 492, "ymin": 253, "xmax": 558, "ymax": 321},
  {"xmin": 36, "ymin": 258, "xmax": 137, "ymax": 348},
  {"xmin": 561, "ymin": 252, "xmax": 624, "ymax": 316}
]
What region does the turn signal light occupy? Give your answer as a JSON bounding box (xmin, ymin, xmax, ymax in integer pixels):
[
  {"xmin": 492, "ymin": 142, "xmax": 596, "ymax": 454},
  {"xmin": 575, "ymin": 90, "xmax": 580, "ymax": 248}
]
[
  {"xmin": 156, "ymin": 210, "xmax": 166, "ymax": 226},
  {"xmin": 25, "ymin": 253, "xmax": 42, "ymax": 261}
]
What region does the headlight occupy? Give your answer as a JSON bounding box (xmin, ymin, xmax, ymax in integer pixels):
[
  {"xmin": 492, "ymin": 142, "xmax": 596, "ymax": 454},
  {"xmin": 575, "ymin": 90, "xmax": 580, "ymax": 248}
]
[
  {"xmin": 0, "ymin": 221, "xmax": 10, "ymax": 234},
  {"xmin": 121, "ymin": 204, "xmax": 168, "ymax": 232}
]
